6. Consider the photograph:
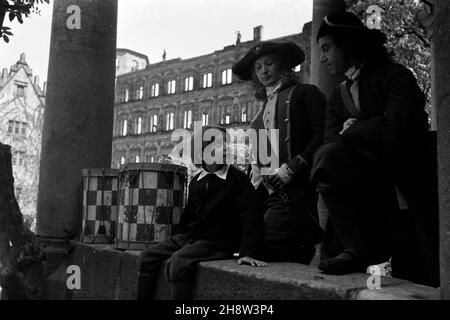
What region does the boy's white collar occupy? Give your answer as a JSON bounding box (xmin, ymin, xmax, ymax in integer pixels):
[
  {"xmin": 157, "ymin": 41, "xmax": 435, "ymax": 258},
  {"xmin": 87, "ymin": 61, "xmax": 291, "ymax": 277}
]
[{"xmin": 197, "ymin": 164, "xmax": 230, "ymax": 181}]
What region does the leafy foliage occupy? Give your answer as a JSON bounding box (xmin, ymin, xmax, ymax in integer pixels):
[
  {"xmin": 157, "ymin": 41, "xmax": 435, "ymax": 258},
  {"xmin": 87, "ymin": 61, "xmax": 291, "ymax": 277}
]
[
  {"xmin": 346, "ymin": 0, "xmax": 433, "ymax": 118},
  {"xmin": 0, "ymin": 0, "xmax": 50, "ymax": 43}
]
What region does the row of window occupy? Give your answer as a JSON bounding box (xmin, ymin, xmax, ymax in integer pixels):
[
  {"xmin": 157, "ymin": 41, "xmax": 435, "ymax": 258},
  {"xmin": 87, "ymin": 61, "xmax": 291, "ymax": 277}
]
[
  {"xmin": 12, "ymin": 151, "xmax": 27, "ymax": 167},
  {"xmin": 8, "ymin": 120, "xmax": 28, "ymax": 136},
  {"xmin": 117, "ymin": 106, "xmax": 250, "ymax": 137},
  {"xmin": 117, "ymin": 69, "xmax": 233, "ymax": 103}
]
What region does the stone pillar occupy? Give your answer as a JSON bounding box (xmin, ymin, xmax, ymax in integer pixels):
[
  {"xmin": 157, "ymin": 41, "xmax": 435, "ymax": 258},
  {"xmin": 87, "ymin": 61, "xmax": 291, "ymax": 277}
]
[
  {"xmin": 433, "ymin": 0, "xmax": 450, "ymax": 300},
  {"xmin": 310, "ymin": 0, "xmax": 346, "ymax": 97},
  {"xmin": 36, "ymin": 0, "xmax": 118, "ymax": 240},
  {"xmin": 310, "ymin": 0, "xmax": 346, "ymax": 235}
]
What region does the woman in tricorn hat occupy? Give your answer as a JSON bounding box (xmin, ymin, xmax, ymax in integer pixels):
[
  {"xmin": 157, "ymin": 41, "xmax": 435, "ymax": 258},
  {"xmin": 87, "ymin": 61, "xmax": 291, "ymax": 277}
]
[
  {"xmin": 311, "ymin": 11, "xmax": 438, "ymax": 286},
  {"xmin": 232, "ymin": 41, "xmax": 327, "ymax": 263}
]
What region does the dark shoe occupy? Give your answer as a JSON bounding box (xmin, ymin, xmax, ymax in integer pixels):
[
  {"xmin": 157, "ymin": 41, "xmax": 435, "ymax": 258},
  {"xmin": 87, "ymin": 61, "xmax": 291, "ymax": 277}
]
[{"xmin": 318, "ymin": 252, "xmax": 367, "ymax": 275}]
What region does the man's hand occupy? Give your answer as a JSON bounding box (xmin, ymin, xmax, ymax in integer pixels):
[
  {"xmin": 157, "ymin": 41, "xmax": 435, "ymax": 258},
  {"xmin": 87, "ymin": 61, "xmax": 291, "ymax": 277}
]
[
  {"xmin": 237, "ymin": 256, "xmax": 267, "ymax": 267},
  {"xmin": 264, "ymin": 173, "xmax": 284, "ymax": 191},
  {"xmin": 263, "ymin": 164, "xmax": 293, "ymax": 190},
  {"xmin": 340, "ymin": 118, "xmax": 358, "ymax": 135}
]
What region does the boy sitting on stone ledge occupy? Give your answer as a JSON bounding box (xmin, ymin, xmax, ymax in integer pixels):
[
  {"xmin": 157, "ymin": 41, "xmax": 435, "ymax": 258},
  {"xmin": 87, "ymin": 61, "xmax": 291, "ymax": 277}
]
[{"xmin": 136, "ymin": 125, "xmax": 266, "ymax": 300}]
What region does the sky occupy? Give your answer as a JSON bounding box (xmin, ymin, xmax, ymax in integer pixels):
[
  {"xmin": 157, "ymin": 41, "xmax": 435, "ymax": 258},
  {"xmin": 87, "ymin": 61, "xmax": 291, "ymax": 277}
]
[{"xmin": 1, "ymin": 0, "xmax": 313, "ymax": 82}]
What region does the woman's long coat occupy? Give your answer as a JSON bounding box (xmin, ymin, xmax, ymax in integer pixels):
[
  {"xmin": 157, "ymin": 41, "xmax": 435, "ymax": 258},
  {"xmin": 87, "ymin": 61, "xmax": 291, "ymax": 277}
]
[{"xmin": 312, "ymin": 61, "xmax": 439, "ymax": 286}]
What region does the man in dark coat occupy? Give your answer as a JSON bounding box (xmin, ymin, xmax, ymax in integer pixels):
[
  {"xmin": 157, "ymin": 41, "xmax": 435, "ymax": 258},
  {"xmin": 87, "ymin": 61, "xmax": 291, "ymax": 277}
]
[
  {"xmin": 311, "ymin": 12, "xmax": 439, "ymax": 287},
  {"xmin": 233, "ymin": 41, "xmax": 326, "ymax": 263}
]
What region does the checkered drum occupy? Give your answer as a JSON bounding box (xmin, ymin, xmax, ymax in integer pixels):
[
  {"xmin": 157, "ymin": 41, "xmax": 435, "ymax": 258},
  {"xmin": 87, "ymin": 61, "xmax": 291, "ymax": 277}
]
[
  {"xmin": 81, "ymin": 169, "xmax": 119, "ymax": 244},
  {"xmin": 115, "ymin": 163, "xmax": 187, "ymax": 250}
]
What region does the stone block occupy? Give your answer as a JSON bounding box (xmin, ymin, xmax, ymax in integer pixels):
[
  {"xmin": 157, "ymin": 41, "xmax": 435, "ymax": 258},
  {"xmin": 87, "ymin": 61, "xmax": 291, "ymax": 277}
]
[
  {"xmin": 117, "ymin": 250, "xmax": 140, "ymax": 300},
  {"xmin": 69, "ymin": 243, "xmax": 121, "ymax": 300}
]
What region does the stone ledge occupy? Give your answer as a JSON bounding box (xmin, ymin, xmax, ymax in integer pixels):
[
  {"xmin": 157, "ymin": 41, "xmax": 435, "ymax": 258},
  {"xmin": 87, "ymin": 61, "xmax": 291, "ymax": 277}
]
[
  {"xmin": 195, "ymin": 260, "xmax": 440, "ymax": 300},
  {"xmin": 45, "ymin": 242, "xmax": 440, "ymax": 300}
]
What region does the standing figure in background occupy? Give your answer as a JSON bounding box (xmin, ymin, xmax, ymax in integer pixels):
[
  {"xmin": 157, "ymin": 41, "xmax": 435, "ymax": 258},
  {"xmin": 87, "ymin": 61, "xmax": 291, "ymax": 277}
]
[
  {"xmin": 312, "ymin": 12, "xmax": 439, "ymax": 287},
  {"xmin": 233, "ymin": 41, "xmax": 326, "ymax": 264}
]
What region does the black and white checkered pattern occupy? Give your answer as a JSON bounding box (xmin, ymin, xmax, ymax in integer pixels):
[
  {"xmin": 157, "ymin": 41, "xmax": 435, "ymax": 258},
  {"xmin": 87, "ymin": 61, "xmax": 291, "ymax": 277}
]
[
  {"xmin": 116, "ymin": 163, "xmax": 187, "ymax": 250},
  {"xmin": 81, "ymin": 169, "xmax": 119, "ymax": 244}
]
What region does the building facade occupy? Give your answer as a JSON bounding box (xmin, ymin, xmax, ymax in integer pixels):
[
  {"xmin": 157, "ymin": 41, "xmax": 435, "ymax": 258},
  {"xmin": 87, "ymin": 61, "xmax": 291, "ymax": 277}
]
[
  {"xmin": 112, "ymin": 24, "xmax": 311, "ymax": 169},
  {"xmin": 116, "ymin": 48, "xmax": 149, "ymax": 77},
  {"xmin": 0, "ymin": 53, "xmax": 46, "ymax": 223}
]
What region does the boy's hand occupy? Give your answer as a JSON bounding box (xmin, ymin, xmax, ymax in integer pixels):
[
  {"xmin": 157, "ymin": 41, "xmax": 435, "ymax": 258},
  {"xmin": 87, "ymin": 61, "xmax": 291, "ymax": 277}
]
[{"xmin": 237, "ymin": 256, "xmax": 267, "ymax": 267}]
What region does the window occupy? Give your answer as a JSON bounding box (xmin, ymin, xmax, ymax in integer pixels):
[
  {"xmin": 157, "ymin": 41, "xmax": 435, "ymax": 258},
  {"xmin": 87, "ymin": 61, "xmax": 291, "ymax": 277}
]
[
  {"xmin": 135, "ymin": 155, "xmax": 140, "ymax": 163},
  {"xmin": 125, "ymin": 89, "xmax": 129, "ymax": 102},
  {"xmin": 183, "ymin": 110, "xmax": 192, "ymax": 129},
  {"xmin": 184, "ymin": 76, "xmax": 194, "ymax": 92},
  {"xmin": 15, "ymin": 187, "xmax": 22, "ymax": 202},
  {"xmin": 122, "ymin": 119, "xmax": 128, "ymax": 136},
  {"xmin": 149, "ymin": 114, "xmax": 158, "ymax": 133},
  {"xmin": 225, "ymin": 114, "xmax": 231, "ymax": 125},
  {"xmin": 16, "ymin": 85, "xmax": 25, "ymax": 97},
  {"xmin": 151, "ymin": 83, "xmax": 160, "ymax": 97},
  {"xmin": 136, "ymin": 117, "xmax": 142, "ymax": 134},
  {"xmin": 21, "ymin": 151, "xmax": 26, "ymax": 165},
  {"xmin": 241, "ymin": 106, "xmax": 248, "ymax": 123},
  {"xmin": 166, "ymin": 112, "xmax": 175, "ymax": 131},
  {"xmin": 137, "ymin": 86, "xmax": 144, "ymax": 100},
  {"xmin": 132, "ymin": 60, "xmax": 139, "ymax": 72},
  {"xmin": 15, "ymin": 121, "xmax": 20, "ymax": 134},
  {"xmin": 21, "ymin": 122, "xmax": 27, "ymax": 135},
  {"xmin": 8, "ymin": 121, "xmax": 13, "ymax": 133},
  {"xmin": 202, "ymin": 112, "xmax": 209, "ymax": 126},
  {"xmin": 167, "ymin": 80, "xmax": 176, "ymax": 95},
  {"xmin": 120, "ymin": 156, "xmax": 125, "ymax": 165},
  {"xmin": 18, "ymin": 152, "xmax": 24, "ymax": 166},
  {"xmin": 202, "ymin": 73, "xmax": 212, "ymax": 88},
  {"xmin": 13, "ymin": 151, "xmax": 26, "ymax": 167},
  {"xmin": 221, "ymin": 69, "xmax": 232, "ymax": 85}
]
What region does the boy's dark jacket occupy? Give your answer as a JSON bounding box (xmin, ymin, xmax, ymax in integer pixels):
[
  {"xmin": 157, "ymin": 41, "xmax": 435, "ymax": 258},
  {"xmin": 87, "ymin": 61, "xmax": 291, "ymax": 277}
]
[{"xmin": 178, "ymin": 165, "xmax": 263, "ymax": 258}]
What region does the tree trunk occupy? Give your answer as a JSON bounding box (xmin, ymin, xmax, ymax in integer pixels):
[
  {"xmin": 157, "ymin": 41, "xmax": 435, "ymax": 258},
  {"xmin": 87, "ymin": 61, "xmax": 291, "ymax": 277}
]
[{"xmin": 0, "ymin": 143, "xmax": 45, "ymax": 300}]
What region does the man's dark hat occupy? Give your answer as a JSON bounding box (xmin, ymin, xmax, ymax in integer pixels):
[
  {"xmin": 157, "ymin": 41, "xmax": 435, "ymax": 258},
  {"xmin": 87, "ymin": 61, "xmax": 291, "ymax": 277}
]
[
  {"xmin": 317, "ymin": 11, "xmax": 366, "ymax": 41},
  {"xmin": 232, "ymin": 41, "xmax": 305, "ymax": 81}
]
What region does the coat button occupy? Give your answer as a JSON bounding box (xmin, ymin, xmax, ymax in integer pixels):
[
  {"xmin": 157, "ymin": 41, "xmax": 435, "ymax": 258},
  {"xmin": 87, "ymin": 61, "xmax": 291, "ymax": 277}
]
[{"xmin": 284, "ymin": 118, "xmax": 289, "ymax": 123}]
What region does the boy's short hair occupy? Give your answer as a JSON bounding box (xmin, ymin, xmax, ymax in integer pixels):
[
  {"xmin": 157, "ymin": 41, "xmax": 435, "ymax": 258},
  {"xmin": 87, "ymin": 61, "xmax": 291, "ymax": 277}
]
[{"xmin": 191, "ymin": 125, "xmax": 231, "ymax": 167}]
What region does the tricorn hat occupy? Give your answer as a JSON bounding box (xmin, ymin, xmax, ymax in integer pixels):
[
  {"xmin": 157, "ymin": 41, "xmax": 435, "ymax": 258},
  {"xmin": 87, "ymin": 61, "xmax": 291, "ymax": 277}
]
[
  {"xmin": 232, "ymin": 41, "xmax": 305, "ymax": 81},
  {"xmin": 316, "ymin": 11, "xmax": 366, "ymax": 42}
]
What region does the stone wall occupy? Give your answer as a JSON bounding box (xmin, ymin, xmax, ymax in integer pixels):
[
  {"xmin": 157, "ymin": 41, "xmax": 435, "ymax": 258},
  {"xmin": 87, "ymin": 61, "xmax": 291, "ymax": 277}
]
[{"xmin": 44, "ymin": 242, "xmax": 440, "ymax": 300}]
